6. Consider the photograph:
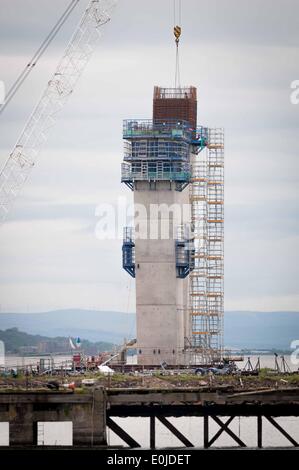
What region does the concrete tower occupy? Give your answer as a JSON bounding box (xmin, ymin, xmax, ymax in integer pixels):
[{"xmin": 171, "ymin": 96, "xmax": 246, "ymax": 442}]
[{"xmin": 121, "ymin": 87, "xmax": 208, "ymax": 365}]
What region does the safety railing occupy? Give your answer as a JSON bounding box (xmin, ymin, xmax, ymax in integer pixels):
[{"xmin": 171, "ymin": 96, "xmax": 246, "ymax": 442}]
[
  {"xmin": 121, "ymin": 162, "xmax": 190, "ymax": 182},
  {"xmin": 122, "ymin": 227, "xmax": 135, "ymax": 278}
]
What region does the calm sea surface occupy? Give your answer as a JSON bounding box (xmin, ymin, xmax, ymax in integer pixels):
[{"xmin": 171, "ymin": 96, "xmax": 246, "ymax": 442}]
[{"xmin": 3, "ymin": 353, "xmax": 299, "ymax": 371}]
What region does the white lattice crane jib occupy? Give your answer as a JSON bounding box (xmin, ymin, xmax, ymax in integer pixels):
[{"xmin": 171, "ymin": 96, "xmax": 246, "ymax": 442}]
[{"xmin": 0, "ymin": 0, "xmax": 117, "ymax": 224}]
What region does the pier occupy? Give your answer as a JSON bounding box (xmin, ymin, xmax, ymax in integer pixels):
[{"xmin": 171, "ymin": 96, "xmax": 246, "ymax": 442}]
[{"xmin": 0, "ymin": 387, "xmax": 298, "ymax": 449}]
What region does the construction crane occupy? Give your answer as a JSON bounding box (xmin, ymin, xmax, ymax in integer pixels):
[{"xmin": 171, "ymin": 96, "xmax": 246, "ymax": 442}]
[
  {"xmin": 0, "ymin": 0, "xmax": 116, "ymax": 224},
  {"xmin": 0, "ymin": 0, "xmax": 82, "ymax": 116}
]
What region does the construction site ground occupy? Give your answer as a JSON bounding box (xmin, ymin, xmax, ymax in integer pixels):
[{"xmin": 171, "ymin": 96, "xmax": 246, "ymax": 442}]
[{"xmin": 1, "ymin": 370, "xmax": 299, "ymax": 392}]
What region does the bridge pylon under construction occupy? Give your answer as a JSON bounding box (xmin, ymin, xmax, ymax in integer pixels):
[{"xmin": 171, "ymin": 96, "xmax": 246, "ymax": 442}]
[{"xmin": 121, "ymin": 86, "xmax": 224, "ymax": 366}]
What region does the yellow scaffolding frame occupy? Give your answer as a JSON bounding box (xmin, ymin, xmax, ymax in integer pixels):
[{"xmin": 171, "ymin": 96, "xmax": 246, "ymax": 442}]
[{"xmin": 188, "ymin": 127, "xmax": 224, "ymax": 364}]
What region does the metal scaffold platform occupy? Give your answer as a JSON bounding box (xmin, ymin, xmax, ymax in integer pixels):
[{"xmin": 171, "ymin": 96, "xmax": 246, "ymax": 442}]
[{"xmin": 189, "ymin": 128, "xmax": 224, "ymax": 364}]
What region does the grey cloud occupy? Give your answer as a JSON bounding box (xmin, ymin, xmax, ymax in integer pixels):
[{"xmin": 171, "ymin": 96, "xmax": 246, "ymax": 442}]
[
  {"xmin": 1, "ymin": 1, "xmax": 299, "ymax": 49},
  {"xmin": 0, "ymin": 0, "xmax": 298, "ymax": 312}
]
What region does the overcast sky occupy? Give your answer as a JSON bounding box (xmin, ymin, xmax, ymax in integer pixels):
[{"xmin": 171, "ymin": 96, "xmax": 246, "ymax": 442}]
[{"xmin": 0, "ymin": 0, "xmax": 298, "ymax": 313}]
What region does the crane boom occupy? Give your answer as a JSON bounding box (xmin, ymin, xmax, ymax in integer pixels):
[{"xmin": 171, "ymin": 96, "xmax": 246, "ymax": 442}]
[{"xmin": 0, "ymin": 0, "xmax": 116, "ymax": 223}]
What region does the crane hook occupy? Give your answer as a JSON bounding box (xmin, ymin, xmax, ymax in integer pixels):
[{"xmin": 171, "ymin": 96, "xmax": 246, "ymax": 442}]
[{"xmin": 174, "ymin": 25, "xmax": 181, "ymax": 46}]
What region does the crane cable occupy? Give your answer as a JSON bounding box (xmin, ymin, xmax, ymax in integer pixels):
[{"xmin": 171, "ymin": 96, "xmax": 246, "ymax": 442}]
[
  {"xmin": 173, "ymin": 0, "xmax": 182, "ymax": 88},
  {"xmin": 0, "ymin": 0, "xmax": 81, "ymax": 116}
]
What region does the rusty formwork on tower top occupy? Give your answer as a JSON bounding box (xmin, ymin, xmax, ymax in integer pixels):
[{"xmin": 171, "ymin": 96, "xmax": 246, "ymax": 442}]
[{"xmin": 153, "ymin": 86, "xmax": 197, "ymax": 130}]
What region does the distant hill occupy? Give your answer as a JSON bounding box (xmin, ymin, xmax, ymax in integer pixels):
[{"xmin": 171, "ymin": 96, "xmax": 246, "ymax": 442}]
[
  {"xmin": 224, "ymin": 311, "xmax": 299, "ymax": 350},
  {"xmin": 0, "ymin": 309, "xmax": 135, "ymax": 344},
  {"xmin": 0, "ymin": 309, "xmax": 298, "ymax": 350},
  {"xmin": 0, "ymin": 327, "xmax": 114, "ymax": 354}
]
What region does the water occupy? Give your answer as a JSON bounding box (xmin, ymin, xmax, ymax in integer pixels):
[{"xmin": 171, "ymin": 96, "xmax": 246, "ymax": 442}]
[
  {"xmin": 0, "ymin": 415, "xmax": 298, "ymax": 447},
  {"xmin": 107, "ymin": 416, "xmax": 299, "ymax": 448},
  {"xmin": 3, "ymin": 354, "xmax": 72, "ymax": 369},
  {"xmin": 4, "ymin": 353, "xmax": 298, "ymax": 372},
  {"xmin": 235, "ymin": 354, "xmax": 298, "ymax": 372},
  {"xmin": 127, "ymin": 354, "xmax": 299, "ymax": 372}
]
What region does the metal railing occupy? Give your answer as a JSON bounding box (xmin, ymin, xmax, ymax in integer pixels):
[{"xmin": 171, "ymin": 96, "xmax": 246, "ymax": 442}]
[
  {"xmin": 122, "ymin": 227, "xmax": 135, "ymax": 278},
  {"xmin": 153, "ymin": 86, "xmax": 197, "ymax": 100},
  {"xmin": 123, "ymin": 119, "xmax": 193, "ymax": 141},
  {"xmin": 124, "ymin": 139, "xmax": 190, "ymax": 162},
  {"xmin": 121, "ymin": 162, "xmax": 190, "ymax": 182}
]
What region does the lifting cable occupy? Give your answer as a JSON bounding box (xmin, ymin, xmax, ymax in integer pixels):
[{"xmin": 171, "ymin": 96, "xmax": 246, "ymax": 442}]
[
  {"xmin": 173, "ymin": 0, "xmax": 182, "ymax": 88},
  {"xmin": 0, "ymin": 0, "xmax": 80, "ymax": 116}
]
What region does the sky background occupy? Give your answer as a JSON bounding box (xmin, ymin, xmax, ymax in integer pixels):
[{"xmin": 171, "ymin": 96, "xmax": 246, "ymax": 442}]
[{"xmin": 0, "ymin": 0, "xmax": 298, "ymax": 313}]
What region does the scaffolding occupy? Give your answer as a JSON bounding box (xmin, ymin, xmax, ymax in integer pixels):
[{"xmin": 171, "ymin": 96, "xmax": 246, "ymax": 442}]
[
  {"xmin": 121, "ymin": 161, "xmax": 190, "ymax": 185},
  {"xmin": 123, "ymin": 119, "xmax": 195, "ymax": 142},
  {"xmin": 121, "ymin": 119, "xmax": 207, "ymax": 192},
  {"xmin": 122, "ymin": 227, "xmax": 135, "ymax": 278},
  {"xmin": 189, "ymin": 128, "xmax": 224, "ymax": 364}
]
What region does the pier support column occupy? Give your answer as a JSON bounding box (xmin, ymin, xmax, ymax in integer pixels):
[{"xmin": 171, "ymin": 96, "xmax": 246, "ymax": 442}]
[
  {"xmin": 150, "ymin": 416, "xmax": 155, "ymax": 449},
  {"xmin": 72, "ymin": 388, "xmax": 107, "ymax": 446},
  {"xmin": 0, "ymin": 390, "xmax": 107, "ymax": 447},
  {"xmin": 9, "ymin": 403, "xmax": 35, "ymax": 445},
  {"xmin": 204, "ymin": 415, "xmax": 209, "ymax": 448},
  {"xmin": 257, "ymin": 415, "xmax": 262, "ymax": 448}
]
